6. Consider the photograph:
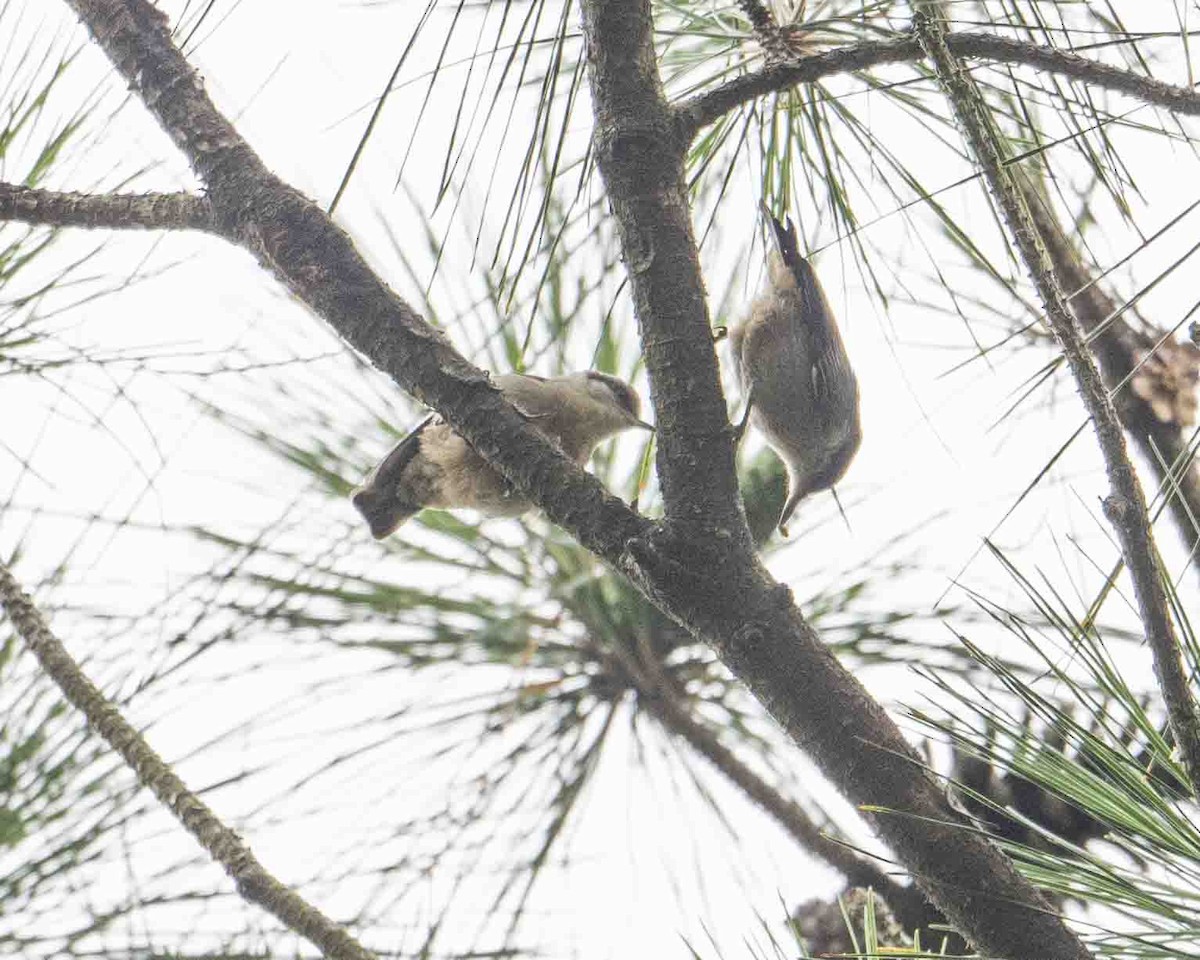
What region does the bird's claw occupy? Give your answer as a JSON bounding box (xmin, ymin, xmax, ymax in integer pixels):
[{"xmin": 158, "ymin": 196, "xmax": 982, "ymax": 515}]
[
  {"xmin": 731, "ymin": 390, "xmax": 754, "ymax": 449},
  {"xmin": 730, "ymin": 418, "xmax": 750, "ymax": 447}
]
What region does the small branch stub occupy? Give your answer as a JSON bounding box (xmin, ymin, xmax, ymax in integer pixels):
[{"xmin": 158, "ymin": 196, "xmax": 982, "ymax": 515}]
[{"xmin": 0, "ymin": 183, "xmax": 216, "ymax": 232}]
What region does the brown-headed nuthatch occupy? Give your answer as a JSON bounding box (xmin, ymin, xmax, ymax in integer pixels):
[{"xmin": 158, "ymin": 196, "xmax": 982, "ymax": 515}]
[
  {"xmin": 352, "ymin": 371, "xmax": 653, "ymax": 538},
  {"xmin": 728, "ymin": 208, "xmax": 861, "ymax": 536}
]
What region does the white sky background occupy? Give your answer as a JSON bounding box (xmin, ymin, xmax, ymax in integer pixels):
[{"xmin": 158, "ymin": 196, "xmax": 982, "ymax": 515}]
[{"xmin": 2, "ymin": 1, "xmax": 1200, "ymax": 958}]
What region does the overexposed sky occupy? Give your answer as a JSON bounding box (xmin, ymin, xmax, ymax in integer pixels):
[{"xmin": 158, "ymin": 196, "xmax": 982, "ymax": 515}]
[{"xmin": 3, "ymin": 2, "xmax": 1200, "ymax": 957}]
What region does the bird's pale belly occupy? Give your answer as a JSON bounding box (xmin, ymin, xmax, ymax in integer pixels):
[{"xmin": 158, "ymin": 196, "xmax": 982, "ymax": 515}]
[{"xmin": 428, "ymin": 450, "xmax": 531, "ymax": 516}]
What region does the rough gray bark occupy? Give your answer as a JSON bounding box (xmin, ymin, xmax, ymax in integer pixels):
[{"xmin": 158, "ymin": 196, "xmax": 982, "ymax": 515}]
[
  {"xmin": 678, "ymin": 30, "xmax": 1200, "ymax": 138},
  {"xmin": 578, "ymin": 3, "xmax": 1084, "ymax": 955}
]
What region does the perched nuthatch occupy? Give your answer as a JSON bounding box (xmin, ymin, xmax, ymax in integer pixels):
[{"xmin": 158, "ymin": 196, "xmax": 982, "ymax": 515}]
[
  {"xmin": 352, "ymin": 371, "xmax": 653, "ymax": 538},
  {"xmin": 728, "ymin": 207, "xmax": 861, "ymax": 535}
]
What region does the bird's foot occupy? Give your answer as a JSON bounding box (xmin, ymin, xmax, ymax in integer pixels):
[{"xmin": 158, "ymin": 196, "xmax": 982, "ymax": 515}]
[{"xmin": 731, "ymin": 389, "xmax": 755, "ymax": 448}]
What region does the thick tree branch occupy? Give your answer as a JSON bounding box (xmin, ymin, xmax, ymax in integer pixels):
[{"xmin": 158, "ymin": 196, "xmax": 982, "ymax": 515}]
[
  {"xmin": 914, "ymin": 1, "xmax": 1200, "ymax": 798},
  {"xmin": 0, "ymin": 562, "xmax": 377, "ymax": 960},
  {"xmin": 55, "ymin": 1, "xmax": 1089, "ymax": 955},
  {"xmin": 677, "ymin": 31, "xmax": 1200, "ymax": 140},
  {"xmin": 0, "ymin": 183, "xmax": 216, "ymax": 232},
  {"xmin": 64, "ymin": 0, "xmax": 648, "ymax": 564},
  {"xmin": 581, "ymin": 1, "xmax": 1084, "ymax": 957},
  {"xmin": 602, "ymin": 638, "xmax": 946, "ymax": 939}
]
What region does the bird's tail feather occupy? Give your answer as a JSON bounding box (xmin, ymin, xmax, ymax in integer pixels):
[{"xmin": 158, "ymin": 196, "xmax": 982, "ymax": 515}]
[{"xmin": 351, "ymin": 486, "xmax": 418, "ymax": 540}]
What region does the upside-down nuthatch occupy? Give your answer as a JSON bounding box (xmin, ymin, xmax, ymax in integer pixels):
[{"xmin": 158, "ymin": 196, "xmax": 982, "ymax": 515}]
[
  {"xmin": 351, "ymin": 371, "xmax": 653, "ymax": 538},
  {"xmin": 729, "ymin": 207, "xmax": 861, "ymax": 535}
]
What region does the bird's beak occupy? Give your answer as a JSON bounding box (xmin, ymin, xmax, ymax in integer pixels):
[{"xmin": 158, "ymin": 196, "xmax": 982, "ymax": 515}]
[
  {"xmin": 760, "ymin": 199, "xmax": 786, "ymax": 253},
  {"xmin": 632, "ymin": 418, "xmax": 655, "ymax": 432},
  {"xmin": 760, "ymin": 199, "xmax": 811, "ymax": 287}
]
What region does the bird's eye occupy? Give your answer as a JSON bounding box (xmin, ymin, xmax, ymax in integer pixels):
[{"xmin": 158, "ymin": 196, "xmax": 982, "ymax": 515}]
[
  {"xmin": 612, "ymin": 382, "xmax": 640, "ymax": 418},
  {"xmin": 586, "ymin": 372, "xmax": 639, "ymax": 418}
]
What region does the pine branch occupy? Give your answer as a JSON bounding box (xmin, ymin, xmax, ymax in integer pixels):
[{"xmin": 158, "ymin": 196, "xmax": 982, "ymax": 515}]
[
  {"xmin": 0, "ymin": 183, "xmax": 215, "ymax": 231},
  {"xmin": 65, "ymin": 0, "xmax": 647, "ymax": 560},
  {"xmin": 49, "ymin": 1, "xmax": 1087, "ymax": 954},
  {"xmin": 676, "ymin": 31, "xmax": 1200, "ymax": 140},
  {"xmin": 581, "ymin": 1, "xmax": 1084, "ymax": 956},
  {"xmin": 0, "ymin": 561, "xmax": 378, "ymax": 960},
  {"xmin": 604, "ymin": 638, "xmax": 948, "ymax": 941},
  {"xmin": 913, "ymin": 0, "xmax": 1200, "ymax": 800},
  {"xmin": 1020, "ymin": 179, "xmax": 1200, "ymax": 574},
  {"xmin": 733, "ymin": 0, "xmax": 793, "ymax": 63}
]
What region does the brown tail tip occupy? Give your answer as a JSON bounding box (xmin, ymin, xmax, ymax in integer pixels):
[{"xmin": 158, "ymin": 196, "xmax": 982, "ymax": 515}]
[{"xmin": 351, "ymin": 486, "xmax": 416, "ymax": 540}]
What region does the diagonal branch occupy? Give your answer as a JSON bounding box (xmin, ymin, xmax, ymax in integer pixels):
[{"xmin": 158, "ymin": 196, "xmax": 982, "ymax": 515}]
[
  {"xmin": 64, "ymin": 0, "xmax": 647, "ymax": 565},
  {"xmin": 581, "ymin": 1, "xmax": 1083, "ymax": 956},
  {"xmin": 0, "ymin": 177, "xmax": 937, "ymax": 941},
  {"xmin": 1020, "ymin": 179, "xmax": 1200, "ymax": 573},
  {"xmin": 913, "ymin": 0, "xmax": 1200, "ymax": 799},
  {"xmin": 676, "ymin": 31, "xmax": 1200, "ymax": 140},
  {"xmin": 0, "ymin": 183, "xmax": 216, "ymax": 231},
  {"xmin": 601, "ymin": 636, "xmax": 947, "ymax": 939},
  {"xmin": 0, "ymin": 561, "xmax": 378, "ymax": 960},
  {"xmin": 47, "ymin": 1, "xmax": 1090, "ymax": 955}
]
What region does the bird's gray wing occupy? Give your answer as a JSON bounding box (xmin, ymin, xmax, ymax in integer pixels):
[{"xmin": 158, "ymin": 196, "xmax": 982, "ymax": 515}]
[
  {"xmin": 769, "ymin": 229, "xmax": 851, "ymax": 411},
  {"xmin": 765, "ymin": 212, "xmax": 837, "ymax": 357},
  {"xmin": 810, "ymin": 335, "xmax": 857, "ymax": 424},
  {"xmin": 496, "ymin": 373, "xmax": 559, "ymax": 421},
  {"xmin": 786, "ymin": 259, "xmax": 836, "ymax": 356},
  {"xmin": 361, "ymin": 414, "xmax": 436, "ymax": 490}
]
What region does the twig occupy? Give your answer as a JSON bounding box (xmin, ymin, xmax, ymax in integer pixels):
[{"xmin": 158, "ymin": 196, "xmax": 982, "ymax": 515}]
[
  {"xmin": 676, "ymin": 31, "xmax": 1200, "ymax": 140},
  {"xmin": 0, "ymin": 561, "xmax": 378, "ymax": 960},
  {"xmin": 1020, "ymin": 178, "xmax": 1200, "ymax": 572},
  {"xmin": 0, "ymin": 183, "xmax": 216, "ymax": 232},
  {"xmin": 913, "ymin": 0, "xmax": 1200, "ymax": 799}
]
